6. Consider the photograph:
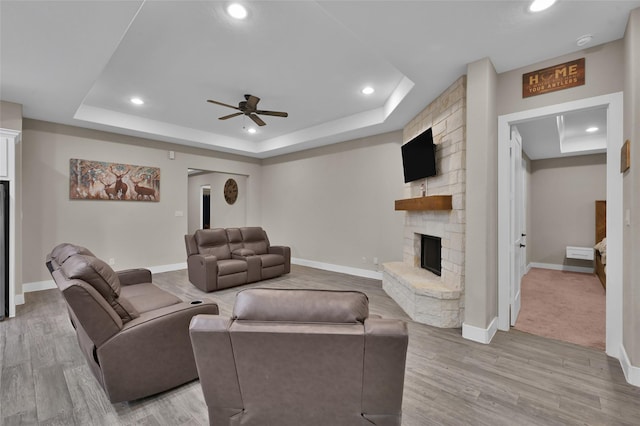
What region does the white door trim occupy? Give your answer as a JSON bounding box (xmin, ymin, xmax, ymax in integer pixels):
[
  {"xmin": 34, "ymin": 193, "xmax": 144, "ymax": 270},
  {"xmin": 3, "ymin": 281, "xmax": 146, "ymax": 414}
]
[{"xmin": 498, "ymin": 92, "xmax": 623, "ymax": 359}]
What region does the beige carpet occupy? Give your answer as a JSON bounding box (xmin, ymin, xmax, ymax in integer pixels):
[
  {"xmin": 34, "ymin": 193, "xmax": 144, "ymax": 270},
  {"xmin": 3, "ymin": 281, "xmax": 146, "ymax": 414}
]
[{"xmin": 513, "ymin": 267, "xmax": 606, "ymax": 350}]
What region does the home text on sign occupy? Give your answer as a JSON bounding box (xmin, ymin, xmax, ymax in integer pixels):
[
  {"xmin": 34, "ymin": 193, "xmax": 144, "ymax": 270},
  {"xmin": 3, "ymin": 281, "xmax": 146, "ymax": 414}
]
[{"xmin": 522, "ymin": 58, "xmax": 585, "ymax": 98}]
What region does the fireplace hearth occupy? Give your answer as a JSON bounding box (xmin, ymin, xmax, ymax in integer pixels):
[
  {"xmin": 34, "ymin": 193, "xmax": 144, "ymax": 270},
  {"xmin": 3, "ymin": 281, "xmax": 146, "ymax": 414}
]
[{"xmin": 421, "ymin": 235, "xmax": 441, "ymax": 276}]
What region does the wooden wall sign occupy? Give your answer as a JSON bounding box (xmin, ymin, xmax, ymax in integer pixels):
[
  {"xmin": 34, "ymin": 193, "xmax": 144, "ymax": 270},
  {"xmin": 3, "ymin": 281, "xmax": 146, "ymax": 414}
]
[
  {"xmin": 621, "ymin": 140, "xmax": 630, "ymax": 173},
  {"xmin": 522, "ymin": 58, "xmax": 585, "ymax": 98}
]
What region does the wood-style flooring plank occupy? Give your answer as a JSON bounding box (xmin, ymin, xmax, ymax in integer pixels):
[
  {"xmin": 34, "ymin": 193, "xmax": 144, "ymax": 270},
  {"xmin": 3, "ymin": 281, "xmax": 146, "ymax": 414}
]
[
  {"xmin": 34, "ymin": 365, "xmax": 74, "ymax": 423},
  {"xmin": 0, "ymin": 264, "xmax": 638, "ymax": 425},
  {"xmin": 1, "ymin": 362, "xmax": 37, "ymax": 419}
]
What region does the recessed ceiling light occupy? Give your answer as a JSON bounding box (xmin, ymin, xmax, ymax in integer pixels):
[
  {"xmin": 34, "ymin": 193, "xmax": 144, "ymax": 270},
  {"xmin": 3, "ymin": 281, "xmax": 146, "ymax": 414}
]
[
  {"xmin": 576, "ymin": 34, "xmax": 593, "ymax": 47},
  {"xmin": 227, "ymin": 3, "xmax": 247, "ymax": 19},
  {"xmin": 586, "ymin": 126, "xmax": 599, "ymax": 133},
  {"xmin": 130, "ymin": 97, "xmax": 144, "ymax": 105},
  {"xmin": 362, "ymin": 86, "xmax": 375, "ymax": 95},
  {"xmin": 529, "ymin": 0, "xmax": 556, "ymax": 12},
  {"xmin": 247, "ymin": 127, "xmax": 257, "ymax": 134}
]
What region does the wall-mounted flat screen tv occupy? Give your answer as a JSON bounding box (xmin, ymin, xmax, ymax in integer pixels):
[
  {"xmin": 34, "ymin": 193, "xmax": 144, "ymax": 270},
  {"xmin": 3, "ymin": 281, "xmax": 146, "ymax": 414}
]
[{"xmin": 401, "ymin": 128, "xmax": 436, "ymax": 183}]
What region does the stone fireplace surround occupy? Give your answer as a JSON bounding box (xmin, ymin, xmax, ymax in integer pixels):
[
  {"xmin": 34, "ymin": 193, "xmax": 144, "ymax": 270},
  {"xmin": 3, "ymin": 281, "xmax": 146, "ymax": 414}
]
[{"xmin": 382, "ymin": 76, "xmax": 466, "ymax": 328}]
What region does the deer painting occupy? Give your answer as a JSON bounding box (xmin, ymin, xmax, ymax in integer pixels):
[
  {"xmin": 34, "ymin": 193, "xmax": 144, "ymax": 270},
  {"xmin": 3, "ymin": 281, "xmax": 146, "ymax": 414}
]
[
  {"xmin": 70, "ymin": 159, "xmax": 160, "ymax": 202},
  {"xmin": 131, "ymin": 176, "xmax": 157, "ymax": 200},
  {"xmin": 98, "ymin": 177, "xmax": 118, "ymax": 200},
  {"xmin": 109, "ymin": 165, "xmax": 129, "ymax": 199}
]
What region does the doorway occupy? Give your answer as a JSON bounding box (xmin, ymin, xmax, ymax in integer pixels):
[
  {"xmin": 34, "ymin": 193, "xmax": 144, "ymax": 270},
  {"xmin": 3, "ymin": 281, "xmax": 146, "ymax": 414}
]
[
  {"xmin": 201, "ymin": 185, "xmax": 211, "ymax": 229},
  {"xmin": 498, "ymin": 92, "xmax": 623, "ymax": 357}
]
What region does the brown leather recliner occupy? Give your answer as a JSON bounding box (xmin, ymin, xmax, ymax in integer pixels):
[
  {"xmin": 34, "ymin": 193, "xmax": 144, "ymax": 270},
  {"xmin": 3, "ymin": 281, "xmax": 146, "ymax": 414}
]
[
  {"xmin": 184, "ymin": 227, "xmax": 291, "ymax": 292},
  {"xmin": 189, "ymin": 288, "xmax": 408, "ymax": 426},
  {"xmin": 46, "ymin": 243, "xmax": 219, "ymax": 403}
]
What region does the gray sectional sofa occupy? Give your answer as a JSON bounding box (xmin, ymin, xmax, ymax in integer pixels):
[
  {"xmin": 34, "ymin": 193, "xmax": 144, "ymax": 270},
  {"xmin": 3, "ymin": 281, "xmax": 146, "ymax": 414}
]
[{"xmin": 184, "ymin": 227, "xmax": 291, "ymax": 292}]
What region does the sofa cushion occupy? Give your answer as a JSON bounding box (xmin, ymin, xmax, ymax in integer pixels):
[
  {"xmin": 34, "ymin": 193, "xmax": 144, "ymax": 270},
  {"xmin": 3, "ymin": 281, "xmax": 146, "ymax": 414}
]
[
  {"xmin": 226, "ymin": 228, "xmax": 244, "ymax": 252},
  {"xmin": 120, "ymin": 283, "xmax": 181, "ymax": 313},
  {"xmin": 61, "ymin": 255, "xmax": 139, "ymax": 323},
  {"xmin": 258, "ymin": 253, "xmax": 284, "ymax": 268},
  {"xmin": 233, "ymin": 289, "xmax": 369, "ymax": 324},
  {"xmin": 240, "ymin": 227, "xmax": 268, "ymax": 255},
  {"xmin": 195, "ymin": 229, "xmax": 231, "ymax": 260},
  {"xmin": 217, "ymin": 259, "xmax": 248, "ymax": 276}
]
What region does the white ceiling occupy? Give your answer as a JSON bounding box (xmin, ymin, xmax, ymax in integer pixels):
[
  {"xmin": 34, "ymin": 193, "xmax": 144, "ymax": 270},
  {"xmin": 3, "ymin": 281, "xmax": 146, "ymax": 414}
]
[
  {"xmin": 517, "ymin": 106, "xmax": 608, "ymax": 160},
  {"xmin": 1, "ymin": 1, "xmax": 638, "ymax": 159}
]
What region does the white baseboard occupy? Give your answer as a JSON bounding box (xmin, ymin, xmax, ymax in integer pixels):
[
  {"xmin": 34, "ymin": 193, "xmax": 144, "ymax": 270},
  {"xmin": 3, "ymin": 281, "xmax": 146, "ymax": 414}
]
[
  {"xmin": 17, "ymin": 260, "xmax": 378, "ymax": 305},
  {"xmin": 620, "ymin": 344, "xmax": 640, "ymax": 388},
  {"xmin": 22, "ymin": 279, "xmax": 57, "ymax": 293},
  {"xmin": 16, "ymin": 262, "xmax": 188, "ymax": 306},
  {"xmin": 291, "ymin": 258, "xmax": 383, "ymax": 280},
  {"xmin": 462, "ymin": 317, "xmax": 498, "ymax": 344},
  {"xmin": 528, "ymin": 262, "xmax": 594, "ymax": 274},
  {"xmin": 15, "ymin": 280, "xmax": 57, "ymax": 305}
]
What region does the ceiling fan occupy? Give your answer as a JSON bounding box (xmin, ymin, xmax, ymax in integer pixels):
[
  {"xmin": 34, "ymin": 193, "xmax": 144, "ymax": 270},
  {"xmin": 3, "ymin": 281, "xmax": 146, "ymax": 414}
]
[{"xmin": 206, "ymin": 94, "xmax": 288, "ymax": 126}]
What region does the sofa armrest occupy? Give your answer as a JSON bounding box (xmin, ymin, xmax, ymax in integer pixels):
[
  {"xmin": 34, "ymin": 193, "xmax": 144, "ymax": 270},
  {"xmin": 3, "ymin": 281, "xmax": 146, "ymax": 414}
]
[
  {"xmin": 268, "ymin": 245, "xmax": 291, "ymax": 273},
  {"xmin": 117, "ymin": 268, "xmax": 152, "ymax": 286},
  {"xmin": 187, "ymin": 254, "xmax": 219, "ymax": 292},
  {"xmin": 232, "ymin": 248, "xmax": 255, "ymax": 258},
  {"xmin": 190, "ymin": 315, "xmax": 244, "ymax": 417},
  {"xmin": 97, "ymin": 302, "xmax": 219, "ymax": 403},
  {"xmin": 362, "ymin": 318, "xmax": 408, "ymax": 422}
]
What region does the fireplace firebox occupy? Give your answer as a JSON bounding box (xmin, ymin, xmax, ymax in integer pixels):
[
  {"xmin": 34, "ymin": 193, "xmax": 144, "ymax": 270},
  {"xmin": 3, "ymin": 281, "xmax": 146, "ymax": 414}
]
[{"xmin": 421, "ymin": 235, "xmax": 441, "ymax": 276}]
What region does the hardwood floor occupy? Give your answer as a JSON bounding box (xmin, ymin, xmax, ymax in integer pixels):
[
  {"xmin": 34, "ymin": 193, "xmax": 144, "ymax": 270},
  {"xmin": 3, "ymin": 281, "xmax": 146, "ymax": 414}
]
[{"xmin": 1, "ymin": 265, "xmax": 639, "ymax": 425}]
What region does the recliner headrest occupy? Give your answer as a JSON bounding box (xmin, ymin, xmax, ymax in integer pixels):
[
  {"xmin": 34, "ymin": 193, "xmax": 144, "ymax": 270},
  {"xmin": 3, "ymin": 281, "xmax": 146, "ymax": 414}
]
[
  {"xmin": 233, "ymin": 288, "xmax": 369, "ymax": 324},
  {"xmin": 49, "ymin": 243, "xmax": 95, "ymax": 269},
  {"xmin": 61, "ymin": 254, "xmax": 121, "ymax": 300},
  {"xmin": 60, "ymin": 254, "xmax": 139, "ymax": 323}
]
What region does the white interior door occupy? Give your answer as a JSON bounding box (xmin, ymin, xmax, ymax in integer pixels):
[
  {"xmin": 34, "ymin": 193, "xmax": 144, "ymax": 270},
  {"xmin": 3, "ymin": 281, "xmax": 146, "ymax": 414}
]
[{"xmin": 510, "ymin": 126, "xmax": 525, "ymax": 326}]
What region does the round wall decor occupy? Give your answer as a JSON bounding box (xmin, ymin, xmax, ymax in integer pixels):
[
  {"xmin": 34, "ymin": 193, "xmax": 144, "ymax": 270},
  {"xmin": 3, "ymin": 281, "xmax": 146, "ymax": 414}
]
[{"xmin": 224, "ymin": 178, "xmax": 238, "ymax": 205}]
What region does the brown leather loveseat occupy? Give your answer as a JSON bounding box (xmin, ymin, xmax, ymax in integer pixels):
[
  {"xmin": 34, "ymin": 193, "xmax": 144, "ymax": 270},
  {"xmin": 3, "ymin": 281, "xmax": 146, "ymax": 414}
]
[
  {"xmin": 46, "ymin": 243, "xmax": 219, "ymax": 403},
  {"xmin": 184, "ymin": 227, "xmax": 291, "ymax": 292},
  {"xmin": 189, "ymin": 288, "xmax": 409, "ymax": 426}
]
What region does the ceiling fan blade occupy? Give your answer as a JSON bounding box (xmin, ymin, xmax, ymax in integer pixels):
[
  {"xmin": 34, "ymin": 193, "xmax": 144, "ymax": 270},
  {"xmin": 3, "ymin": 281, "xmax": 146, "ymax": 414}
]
[
  {"xmin": 249, "ymin": 113, "xmax": 266, "ymax": 126},
  {"xmin": 207, "ymin": 99, "xmax": 240, "ymax": 110},
  {"xmin": 256, "ymin": 110, "xmax": 288, "ymax": 118},
  {"xmin": 218, "ymin": 112, "xmax": 243, "ymax": 120},
  {"xmin": 245, "ymin": 95, "xmax": 260, "ymax": 110}
]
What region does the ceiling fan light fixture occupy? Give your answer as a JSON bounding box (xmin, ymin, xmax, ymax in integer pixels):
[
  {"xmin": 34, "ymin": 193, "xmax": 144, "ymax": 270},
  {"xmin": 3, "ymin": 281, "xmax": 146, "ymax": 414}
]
[
  {"xmin": 529, "ymin": 0, "xmax": 556, "ymax": 12},
  {"xmin": 362, "ymin": 86, "xmax": 375, "ymax": 95},
  {"xmin": 247, "ymin": 127, "xmax": 257, "ymax": 134},
  {"xmin": 227, "ymin": 3, "xmax": 248, "ymax": 19},
  {"xmin": 130, "ymin": 97, "xmax": 144, "ymax": 105}
]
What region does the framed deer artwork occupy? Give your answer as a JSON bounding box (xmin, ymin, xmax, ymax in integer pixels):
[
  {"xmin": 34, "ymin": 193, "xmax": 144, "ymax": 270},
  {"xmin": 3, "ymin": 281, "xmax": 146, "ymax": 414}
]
[{"xmin": 69, "ymin": 159, "xmax": 160, "ymax": 202}]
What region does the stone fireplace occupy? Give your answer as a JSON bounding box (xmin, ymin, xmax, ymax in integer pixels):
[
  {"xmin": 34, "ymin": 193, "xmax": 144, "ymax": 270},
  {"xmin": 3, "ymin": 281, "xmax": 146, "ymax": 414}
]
[{"xmin": 382, "ymin": 76, "xmax": 466, "ymax": 328}]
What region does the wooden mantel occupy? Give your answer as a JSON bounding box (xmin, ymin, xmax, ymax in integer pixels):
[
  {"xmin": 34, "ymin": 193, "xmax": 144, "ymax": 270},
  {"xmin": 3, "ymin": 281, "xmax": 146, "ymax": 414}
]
[{"xmin": 395, "ymin": 195, "xmax": 452, "ymax": 211}]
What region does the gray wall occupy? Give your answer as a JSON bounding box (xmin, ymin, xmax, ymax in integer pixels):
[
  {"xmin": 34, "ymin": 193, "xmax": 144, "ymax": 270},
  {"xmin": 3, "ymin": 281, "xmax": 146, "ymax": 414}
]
[
  {"xmin": 261, "ymin": 131, "xmax": 405, "ymax": 273},
  {"xmin": 497, "ymin": 39, "xmax": 624, "ymax": 116},
  {"xmin": 0, "ymin": 101, "xmax": 22, "ymax": 131},
  {"xmin": 623, "ymin": 8, "xmax": 640, "ymax": 367},
  {"xmin": 465, "ymin": 57, "xmax": 498, "ymax": 330},
  {"xmin": 21, "ymin": 119, "xmax": 262, "ymax": 286},
  {"xmin": 529, "ymin": 154, "xmax": 606, "ymax": 266},
  {"xmin": 187, "ymin": 171, "xmax": 248, "ymax": 233}
]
